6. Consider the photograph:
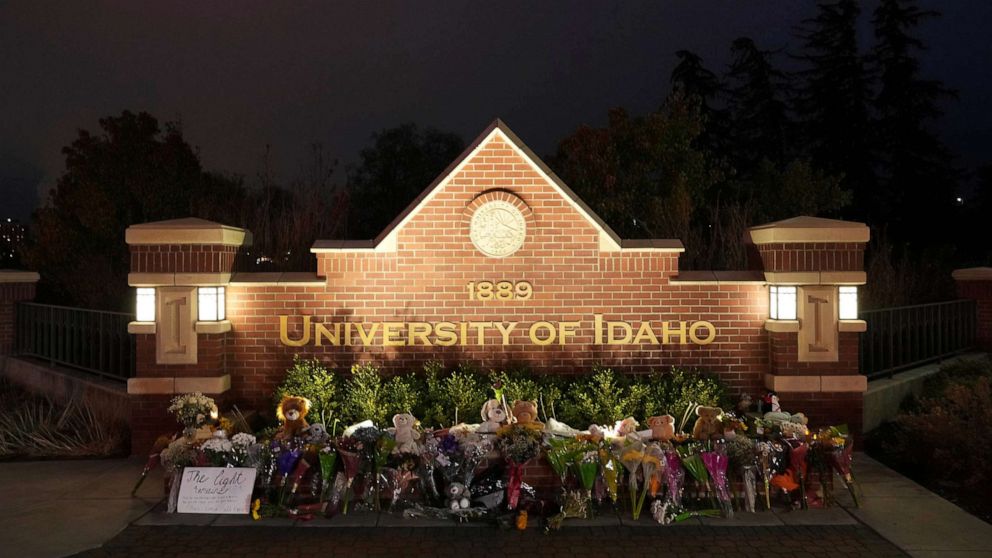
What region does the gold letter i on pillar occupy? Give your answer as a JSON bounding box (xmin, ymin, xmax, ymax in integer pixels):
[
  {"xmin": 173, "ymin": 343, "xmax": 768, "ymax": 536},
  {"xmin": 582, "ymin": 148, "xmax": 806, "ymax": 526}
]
[
  {"xmin": 156, "ymin": 287, "xmax": 198, "ymax": 364},
  {"xmin": 798, "ymin": 286, "xmax": 838, "ymax": 362}
]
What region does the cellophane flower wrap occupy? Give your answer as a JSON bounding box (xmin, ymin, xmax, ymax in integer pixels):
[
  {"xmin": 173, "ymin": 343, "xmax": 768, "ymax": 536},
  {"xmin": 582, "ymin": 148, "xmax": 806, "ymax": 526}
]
[
  {"xmin": 663, "ymin": 449, "xmax": 685, "ymax": 508},
  {"xmin": 636, "ymin": 443, "xmax": 664, "ymax": 519},
  {"xmin": 726, "ymin": 436, "xmax": 756, "ymax": 512},
  {"xmin": 788, "ymin": 439, "xmax": 810, "ymax": 510},
  {"xmin": 599, "ymin": 447, "xmax": 620, "ymax": 504},
  {"xmin": 336, "ymin": 436, "xmax": 363, "ymax": 514},
  {"xmin": 573, "ymin": 449, "xmax": 599, "ymax": 517},
  {"xmin": 160, "ymin": 437, "xmax": 199, "ymax": 513},
  {"xmin": 619, "ymin": 440, "xmax": 645, "ymax": 519},
  {"xmin": 418, "ymin": 432, "xmax": 442, "ymax": 504},
  {"xmin": 677, "ymin": 444, "xmax": 712, "ymax": 505},
  {"xmin": 497, "ymin": 424, "xmax": 541, "ymax": 510},
  {"xmin": 387, "ymin": 453, "xmax": 420, "ymax": 511},
  {"xmin": 317, "ymin": 445, "xmax": 337, "ymax": 502},
  {"xmin": 701, "ymin": 445, "xmax": 734, "ymax": 518},
  {"xmin": 829, "ymin": 433, "xmax": 861, "ymax": 507},
  {"xmin": 201, "ymin": 435, "xmax": 234, "ymax": 467},
  {"xmin": 546, "ymin": 438, "xmax": 580, "ymax": 487},
  {"xmin": 756, "ymin": 441, "xmax": 773, "ymax": 510}
]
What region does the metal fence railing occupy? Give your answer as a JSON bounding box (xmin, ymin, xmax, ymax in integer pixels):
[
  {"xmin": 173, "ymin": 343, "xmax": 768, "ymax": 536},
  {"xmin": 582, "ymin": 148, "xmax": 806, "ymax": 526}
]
[
  {"xmin": 14, "ymin": 302, "xmax": 135, "ymax": 381},
  {"xmin": 859, "ymin": 299, "xmax": 977, "ymax": 380}
]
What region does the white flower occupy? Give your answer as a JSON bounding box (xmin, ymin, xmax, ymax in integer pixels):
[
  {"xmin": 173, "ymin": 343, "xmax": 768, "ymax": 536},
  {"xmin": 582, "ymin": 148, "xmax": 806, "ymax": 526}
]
[
  {"xmin": 231, "ymin": 433, "xmax": 256, "ymax": 448},
  {"xmin": 201, "ymin": 438, "xmax": 233, "ymax": 453}
]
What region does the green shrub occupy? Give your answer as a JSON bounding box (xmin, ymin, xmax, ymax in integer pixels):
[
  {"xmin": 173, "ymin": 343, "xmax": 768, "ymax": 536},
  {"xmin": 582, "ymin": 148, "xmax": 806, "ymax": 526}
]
[
  {"xmin": 274, "ymin": 356, "xmax": 340, "ymax": 425},
  {"xmin": 645, "ymin": 366, "xmax": 727, "ymax": 418},
  {"xmin": 342, "ymin": 363, "xmax": 387, "ymax": 426},
  {"xmin": 442, "ymin": 366, "xmax": 487, "ymax": 426},
  {"xmin": 418, "ymin": 361, "xmax": 448, "ymax": 428},
  {"xmin": 382, "ymin": 374, "xmax": 421, "ymax": 417},
  {"xmin": 562, "ymin": 367, "xmax": 650, "ymax": 427}
]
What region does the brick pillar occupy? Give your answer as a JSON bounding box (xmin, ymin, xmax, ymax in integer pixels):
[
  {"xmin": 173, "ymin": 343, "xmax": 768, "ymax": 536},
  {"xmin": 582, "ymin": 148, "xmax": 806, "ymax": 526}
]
[
  {"xmin": 0, "ymin": 270, "xmax": 39, "ymax": 355},
  {"xmin": 749, "ymin": 217, "xmax": 869, "ymax": 435},
  {"xmin": 953, "ymin": 267, "xmax": 992, "ymax": 351},
  {"xmin": 124, "ymin": 218, "xmax": 250, "ymax": 454}
]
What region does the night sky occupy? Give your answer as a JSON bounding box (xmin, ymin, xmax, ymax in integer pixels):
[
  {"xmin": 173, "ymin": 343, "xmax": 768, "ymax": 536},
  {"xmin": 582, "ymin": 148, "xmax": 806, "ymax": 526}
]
[{"xmin": 2, "ymin": 1, "xmax": 990, "ymax": 221}]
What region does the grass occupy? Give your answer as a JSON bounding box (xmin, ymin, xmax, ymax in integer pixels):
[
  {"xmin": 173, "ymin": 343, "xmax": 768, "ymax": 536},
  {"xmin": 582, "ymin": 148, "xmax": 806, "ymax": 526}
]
[{"xmin": 0, "ymin": 378, "xmax": 129, "ymax": 459}]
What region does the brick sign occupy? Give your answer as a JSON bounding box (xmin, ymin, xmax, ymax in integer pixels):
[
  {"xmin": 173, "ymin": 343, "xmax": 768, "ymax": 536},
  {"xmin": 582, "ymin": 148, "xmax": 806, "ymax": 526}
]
[{"xmin": 124, "ymin": 119, "xmax": 871, "ymax": 453}]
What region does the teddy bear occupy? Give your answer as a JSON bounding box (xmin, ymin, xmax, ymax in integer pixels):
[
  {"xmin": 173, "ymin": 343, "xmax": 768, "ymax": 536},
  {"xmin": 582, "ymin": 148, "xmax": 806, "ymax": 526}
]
[
  {"xmin": 512, "ymin": 400, "xmax": 542, "ymax": 427},
  {"xmin": 447, "ymin": 482, "xmax": 471, "ymax": 510},
  {"xmin": 477, "ymin": 399, "xmax": 508, "ymax": 434},
  {"xmin": 391, "ymin": 412, "xmax": 421, "ymax": 454},
  {"xmin": 691, "ymin": 406, "xmax": 723, "ymax": 441},
  {"xmin": 275, "ymin": 396, "xmax": 311, "ymax": 440},
  {"xmin": 646, "ymin": 415, "xmax": 676, "ymax": 442}
]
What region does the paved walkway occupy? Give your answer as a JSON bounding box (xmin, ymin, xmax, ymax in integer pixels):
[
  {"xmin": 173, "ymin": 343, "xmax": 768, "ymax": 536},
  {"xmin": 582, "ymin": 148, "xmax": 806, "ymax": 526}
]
[{"xmin": 1, "ymin": 454, "xmax": 990, "ymax": 557}]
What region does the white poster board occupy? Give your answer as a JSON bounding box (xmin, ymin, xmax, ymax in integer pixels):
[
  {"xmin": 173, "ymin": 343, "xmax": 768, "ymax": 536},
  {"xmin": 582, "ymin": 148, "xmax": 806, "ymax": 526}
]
[{"xmin": 177, "ymin": 467, "xmax": 257, "ymax": 514}]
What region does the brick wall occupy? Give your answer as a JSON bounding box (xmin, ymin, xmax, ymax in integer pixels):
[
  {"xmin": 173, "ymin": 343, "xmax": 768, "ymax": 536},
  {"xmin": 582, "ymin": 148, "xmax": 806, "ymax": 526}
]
[
  {"xmin": 219, "ymin": 135, "xmax": 770, "ymax": 411},
  {"xmin": 756, "ymin": 242, "xmax": 864, "ymax": 273},
  {"xmin": 0, "ymin": 282, "xmax": 36, "ymax": 355},
  {"xmin": 130, "ymin": 244, "xmax": 239, "ymax": 273}
]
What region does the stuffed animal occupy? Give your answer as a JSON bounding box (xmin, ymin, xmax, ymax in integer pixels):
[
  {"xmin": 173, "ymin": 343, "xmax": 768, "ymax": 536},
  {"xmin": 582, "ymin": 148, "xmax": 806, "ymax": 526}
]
[
  {"xmin": 392, "ymin": 413, "xmax": 421, "ymax": 454},
  {"xmin": 736, "ymin": 393, "xmax": 753, "ymax": 415},
  {"xmin": 691, "ymin": 406, "xmax": 723, "ymax": 441},
  {"xmin": 275, "ymin": 396, "xmax": 311, "ymax": 440},
  {"xmin": 646, "ymin": 415, "xmax": 676, "ymax": 442},
  {"xmin": 303, "ymin": 423, "xmax": 329, "ymax": 444},
  {"xmin": 478, "ymin": 399, "xmax": 508, "ymax": 434},
  {"xmin": 447, "ymin": 482, "xmax": 471, "ymax": 510},
  {"xmin": 615, "ymin": 417, "xmax": 638, "ymax": 437},
  {"xmin": 512, "ymin": 400, "xmax": 542, "ymax": 426}
]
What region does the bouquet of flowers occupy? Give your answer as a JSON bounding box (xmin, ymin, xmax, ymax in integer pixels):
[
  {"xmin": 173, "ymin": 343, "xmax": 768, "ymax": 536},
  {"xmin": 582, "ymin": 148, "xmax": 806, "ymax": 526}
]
[
  {"xmin": 167, "ymin": 392, "xmax": 218, "ymax": 438},
  {"xmin": 663, "ymin": 449, "xmax": 685, "ymax": 508},
  {"xmin": 573, "ymin": 449, "xmax": 599, "ymax": 516},
  {"xmin": 826, "ymin": 428, "xmax": 861, "ymax": 508},
  {"xmin": 788, "ymin": 438, "xmax": 810, "ymax": 510},
  {"xmin": 725, "ymin": 435, "xmax": 757, "ymax": 512},
  {"xmin": 160, "ymin": 437, "xmax": 200, "ymax": 512},
  {"xmin": 701, "ymin": 444, "xmax": 734, "ymax": 518},
  {"xmin": 496, "ymin": 424, "xmax": 542, "ymax": 510},
  {"xmin": 336, "ymin": 436, "xmax": 363, "ymax": 514},
  {"xmin": 677, "ymin": 443, "xmax": 713, "ymax": 507},
  {"xmin": 230, "ymin": 433, "xmax": 260, "ymax": 467},
  {"xmin": 317, "ymin": 444, "xmax": 337, "ymax": 502},
  {"xmin": 201, "ymin": 435, "xmax": 234, "ymax": 466},
  {"xmin": 599, "ymin": 447, "xmax": 620, "ymax": 504}
]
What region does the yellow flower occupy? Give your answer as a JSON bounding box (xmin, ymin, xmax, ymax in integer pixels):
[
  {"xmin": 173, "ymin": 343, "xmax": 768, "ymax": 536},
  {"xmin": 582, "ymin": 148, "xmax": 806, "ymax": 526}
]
[
  {"xmin": 621, "ymin": 450, "xmax": 644, "ymax": 463},
  {"xmin": 642, "ymin": 455, "xmax": 662, "ymax": 468},
  {"xmin": 251, "ymin": 499, "xmax": 261, "ymax": 521}
]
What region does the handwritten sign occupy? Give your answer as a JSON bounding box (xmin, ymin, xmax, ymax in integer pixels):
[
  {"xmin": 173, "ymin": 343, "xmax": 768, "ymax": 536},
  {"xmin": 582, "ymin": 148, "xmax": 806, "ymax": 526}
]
[{"xmin": 177, "ymin": 467, "xmax": 257, "ymax": 514}]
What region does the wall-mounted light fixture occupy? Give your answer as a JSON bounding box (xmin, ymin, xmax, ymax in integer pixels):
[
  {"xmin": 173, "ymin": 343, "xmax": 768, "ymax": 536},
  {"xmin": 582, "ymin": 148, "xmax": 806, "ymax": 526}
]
[
  {"xmin": 136, "ymin": 288, "xmax": 156, "ymax": 322},
  {"xmin": 769, "ymin": 285, "xmax": 797, "ymax": 320},
  {"xmin": 197, "ymin": 286, "xmax": 226, "ymax": 322},
  {"xmin": 839, "ymin": 286, "xmax": 858, "ymax": 320}
]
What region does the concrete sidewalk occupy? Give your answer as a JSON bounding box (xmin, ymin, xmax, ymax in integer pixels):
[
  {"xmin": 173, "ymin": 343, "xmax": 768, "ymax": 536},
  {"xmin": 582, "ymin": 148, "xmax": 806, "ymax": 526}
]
[
  {"xmin": 3, "ymin": 453, "xmax": 992, "ymax": 557},
  {"xmin": 0, "ymin": 458, "xmax": 162, "ymax": 558}
]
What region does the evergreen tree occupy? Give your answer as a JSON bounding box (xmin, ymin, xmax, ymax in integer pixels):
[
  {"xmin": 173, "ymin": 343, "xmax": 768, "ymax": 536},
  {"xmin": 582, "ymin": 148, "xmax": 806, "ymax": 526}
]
[
  {"xmin": 794, "ymin": 0, "xmax": 875, "ymax": 221},
  {"xmin": 671, "ymin": 50, "xmax": 728, "ymax": 154},
  {"xmin": 871, "ymin": 0, "xmax": 957, "ymax": 242},
  {"xmin": 725, "ymin": 37, "xmax": 792, "ymax": 170}
]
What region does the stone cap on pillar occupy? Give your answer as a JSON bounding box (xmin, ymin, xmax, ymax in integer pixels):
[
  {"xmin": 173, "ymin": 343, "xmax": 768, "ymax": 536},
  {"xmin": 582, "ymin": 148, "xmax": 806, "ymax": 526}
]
[
  {"xmin": 749, "ymin": 216, "xmax": 869, "ymax": 245},
  {"xmin": 0, "ymin": 270, "xmax": 40, "ymax": 283},
  {"xmin": 952, "ymin": 267, "xmax": 992, "ymax": 281},
  {"xmin": 125, "ymin": 217, "xmax": 251, "ymax": 246}
]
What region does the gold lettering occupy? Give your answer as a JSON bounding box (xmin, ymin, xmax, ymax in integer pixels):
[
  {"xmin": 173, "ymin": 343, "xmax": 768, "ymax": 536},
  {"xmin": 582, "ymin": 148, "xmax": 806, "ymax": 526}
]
[
  {"xmin": 344, "ymin": 322, "xmax": 353, "ymax": 346},
  {"xmin": 382, "ymin": 322, "xmax": 405, "ymax": 346},
  {"xmin": 607, "ymin": 321, "xmax": 632, "ymax": 345},
  {"xmin": 435, "ymin": 322, "xmax": 457, "ymax": 346},
  {"xmin": 633, "ymin": 321, "xmax": 660, "ymax": 345},
  {"xmin": 689, "ymin": 321, "xmax": 716, "ymax": 345},
  {"xmin": 408, "ymin": 322, "xmax": 432, "ymax": 346},
  {"xmin": 470, "ymin": 322, "xmax": 490, "ymax": 345},
  {"xmin": 355, "ymin": 323, "xmax": 380, "ymax": 346},
  {"xmin": 459, "ymin": 322, "xmax": 468, "ymax": 346},
  {"xmin": 279, "ymin": 315, "xmax": 311, "ymax": 347},
  {"xmin": 529, "ymin": 321, "xmax": 556, "ymax": 346},
  {"xmin": 662, "ymin": 321, "xmax": 687, "ymax": 345},
  {"xmin": 558, "ymin": 321, "xmax": 579, "ymax": 345},
  {"xmin": 495, "ymin": 322, "xmax": 517, "ymax": 345},
  {"xmin": 594, "ymin": 314, "xmax": 604, "ymax": 344},
  {"xmin": 314, "ymin": 322, "xmax": 340, "ymax": 346}
]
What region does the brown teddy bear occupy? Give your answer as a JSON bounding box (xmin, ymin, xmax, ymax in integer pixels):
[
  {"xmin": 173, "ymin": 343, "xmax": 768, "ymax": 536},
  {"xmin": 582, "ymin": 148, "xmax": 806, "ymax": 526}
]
[
  {"xmin": 691, "ymin": 406, "xmax": 723, "ymax": 441},
  {"xmin": 647, "ymin": 415, "xmax": 676, "ymax": 442},
  {"xmin": 276, "ymin": 396, "xmax": 311, "ymax": 440},
  {"xmin": 512, "ymin": 400, "xmax": 542, "ymax": 427}
]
